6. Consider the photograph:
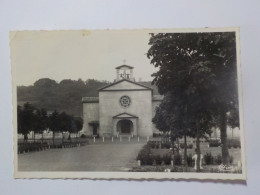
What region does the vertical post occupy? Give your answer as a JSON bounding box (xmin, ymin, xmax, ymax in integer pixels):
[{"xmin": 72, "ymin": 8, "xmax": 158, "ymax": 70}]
[
  {"xmin": 112, "ymin": 137, "xmax": 114, "ymax": 142},
  {"xmin": 102, "ymin": 136, "xmax": 104, "ymax": 142},
  {"xmin": 200, "ymin": 156, "xmax": 203, "ymax": 169},
  {"xmin": 94, "ymin": 137, "xmax": 95, "ymax": 143},
  {"xmin": 128, "ymin": 136, "xmax": 130, "ymax": 142},
  {"xmin": 138, "ymin": 136, "xmax": 139, "ymax": 142},
  {"xmin": 120, "ymin": 136, "xmax": 122, "ymax": 142}
]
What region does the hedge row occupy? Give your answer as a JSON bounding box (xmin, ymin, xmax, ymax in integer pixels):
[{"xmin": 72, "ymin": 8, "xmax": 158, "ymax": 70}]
[
  {"xmin": 18, "ymin": 140, "xmax": 89, "ymax": 154},
  {"xmin": 204, "ymin": 152, "xmax": 233, "ymax": 165}
]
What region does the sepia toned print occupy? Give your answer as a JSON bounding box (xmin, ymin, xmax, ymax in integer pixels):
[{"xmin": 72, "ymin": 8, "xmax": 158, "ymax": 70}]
[{"xmin": 11, "ymin": 28, "xmax": 246, "ymax": 180}]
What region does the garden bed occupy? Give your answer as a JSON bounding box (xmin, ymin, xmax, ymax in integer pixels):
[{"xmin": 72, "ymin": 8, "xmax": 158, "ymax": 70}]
[
  {"xmin": 134, "ymin": 141, "xmax": 242, "ymax": 172},
  {"xmin": 18, "ymin": 139, "xmax": 89, "ymax": 154}
]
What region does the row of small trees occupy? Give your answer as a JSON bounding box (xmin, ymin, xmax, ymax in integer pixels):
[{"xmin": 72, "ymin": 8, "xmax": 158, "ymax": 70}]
[
  {"xmin": 147, "ymin": 32, "xmax": 239, "ymax": 171},
  {"xmin": 17, "ymin": 102, "xmax": 83, "ymax": 145}
]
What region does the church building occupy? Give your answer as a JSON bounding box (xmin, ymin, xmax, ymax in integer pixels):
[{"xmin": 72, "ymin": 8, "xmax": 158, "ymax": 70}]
[{"xmin": 82, "ymin": 65, "xmax": 163, "ymax": 137}]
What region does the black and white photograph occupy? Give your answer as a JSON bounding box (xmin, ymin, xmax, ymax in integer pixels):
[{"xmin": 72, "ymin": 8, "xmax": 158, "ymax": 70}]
[{"xmin": 11, "ymin": 28, "xmax": 246, "ymax": 180}]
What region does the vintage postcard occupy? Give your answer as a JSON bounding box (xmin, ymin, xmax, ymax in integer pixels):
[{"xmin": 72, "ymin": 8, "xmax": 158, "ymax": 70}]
[{"xmin": 11, "ymin": 28, "xmax": 246, "ymax": 180}]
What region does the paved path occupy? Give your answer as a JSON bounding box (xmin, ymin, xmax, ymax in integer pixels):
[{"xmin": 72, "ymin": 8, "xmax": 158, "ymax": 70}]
[{"xmin": 18, "ymin": 139, "xmax": 146, "ymax": 172}]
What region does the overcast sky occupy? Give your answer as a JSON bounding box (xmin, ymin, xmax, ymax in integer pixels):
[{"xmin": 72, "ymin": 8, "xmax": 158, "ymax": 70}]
[{"xmin": 10, "ymin": 30, "xmax": 159, "ymax": 86}]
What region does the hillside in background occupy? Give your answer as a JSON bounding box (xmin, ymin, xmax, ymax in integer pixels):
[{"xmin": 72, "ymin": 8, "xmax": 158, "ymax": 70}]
[{"xmin": 17, "ymin": 78, "xmax": 159, "ymax": 117}]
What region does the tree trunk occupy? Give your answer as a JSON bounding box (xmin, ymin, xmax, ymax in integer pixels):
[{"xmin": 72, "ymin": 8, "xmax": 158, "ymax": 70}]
[
  {"xmin": 196, "ymin": 124, "xmax": 201, "ymax": 172},
  {"xmin": 177, "ymin": 138, "xmax": 180, "ymax": 154},
  {"xmin": 69, "ymin": 133, "xmax": 71, "ymax": 142},
  {"xmin": 220, "ymin": 109, "xmax": 230, "ymax": 165},
  {"xmin": 42, "ymin": 133, "xmax": 44, "ymax": 144},
  {"xmin": 33, "ymin": 131, "xmax": 35, "ymax": 143},
  {"xmin": 184, "ymin": 134, "xmax": 187, "ymax": 171},
  {"xmin": 24, "ymin": 133, "xmax": 28, "ymax": 142},
  {"xmin": 170, "ymin": 130, "xmax": 174, "ymax": 148},
  {"xmin": 52, "ymin": 132, "xmax": 55, "ymax": 146}
]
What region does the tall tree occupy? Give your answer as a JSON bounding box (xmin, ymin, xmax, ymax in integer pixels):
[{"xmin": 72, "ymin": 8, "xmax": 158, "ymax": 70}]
[
  {"xmin": 59, "ymin": 112, "xmax": 73, "ymax": 142},
  {"xmin": 147, "ymin": 32, "xmax": 239, "ymax": 167},
  {"xmin": 49, "ymin": 110, "xmax": 61, "ymax": 145},
  {"xmin": 17, "ymin": 105, "xmax": 28, "ymax": 142},
  {"xmin": 74, "ymin": 117, "xmax": 83, "ymax": 140},
  {"xmin": 17, "ymin": 103, "xmax": 36, "ymax": 142},
  {"xmin": 35, "ymin": 108, "xmax": 49, "ymax": 143}
]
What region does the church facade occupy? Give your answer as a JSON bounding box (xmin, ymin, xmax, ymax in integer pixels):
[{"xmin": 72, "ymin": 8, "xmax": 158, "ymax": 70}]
[{"xmin": 82, "ymin": 65, "xmax": 163, "ymax": 137}]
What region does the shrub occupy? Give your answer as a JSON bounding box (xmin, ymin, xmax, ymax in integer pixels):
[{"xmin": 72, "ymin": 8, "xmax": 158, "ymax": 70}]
[
  {"xmin": 229, "ymin": 155, "xmax": 234, "ymax": 164},
  {"xmin": 153, "ymin": 133, "xmax": 162, "ymax": 137},
  {"xmin": 209, "ymin": 139, "xmax": 221, "ymax": 147},
  {"xmin": 136, "ymin": 145, "xmax": 153, "ymax": 165},
  {"xmin": 80, "ymin": 134, "xmax": 87, "ymax": 138},
  {"xmin": 187, "ymin": 154, "xmax": 193, "ymax": 167},
  {"xmin": 227, "ymin": 139, "xmax": 241, "ymax": 148},
  {"xmin": 171, "ymin": 166, "xmax": 184, "ymax": 172},
  {"xmin": 147, "ymin": 141, "xmax": 158, "ymax": 149},
  {"xmin": 174, "ymin": 153, "xmax": 182, "ymax": 166},
  {"xmin": 187, "ymin": 143, "xmax": 193, "ymax": 149},
  {"xmin": 18, "ymin": 142, "xmax": 49, "ymax": 153},
  {"xmin": 204, "ymin": 152, "xmax": 214, "ymax": 165},
  {"xmin": 179, "ymin": 143, "xmax": 193, "ymax": 149},
  {"xmin": 161, "ymin": 142, "xmax": 171, "ymax": 149},
  {"xmin": 154, "ymin": 155, "xmax": 162, "ymax": 165},
  {"xmin": 162, "ymin": 154, "xmax": 171, "ymax": 165},
  {"xmin": 215, "ymin": 154, "xmax": 222, "ymax": 165}
]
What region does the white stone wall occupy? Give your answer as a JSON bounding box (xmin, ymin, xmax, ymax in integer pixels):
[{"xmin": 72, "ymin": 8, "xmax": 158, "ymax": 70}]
[
  {"xmin": 99, "ymin": 90, "xmax": 153, "ymax": 137},
  {"xmin": 82, "ymin": 102, "xmax": 99, "ymax": 136}
]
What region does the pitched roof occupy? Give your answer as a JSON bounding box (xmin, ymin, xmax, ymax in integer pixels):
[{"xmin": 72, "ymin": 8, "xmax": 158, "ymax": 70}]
[
  {"xmin": 115, "ymin": 65, "xmax": 134, "ymax": 69},
  {"xmin": 98, "ymin": 79, "xmax": 153, "ymax": 91},
  {"xmin": 112, "ymin": 112, "xmax": 138, "ymax": 119}
]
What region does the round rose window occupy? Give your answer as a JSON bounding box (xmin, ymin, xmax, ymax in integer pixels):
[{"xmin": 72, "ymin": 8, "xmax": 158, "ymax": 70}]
[{"xmin": 120, "ymin": 96, "xmax": 131, "ymax": 108}]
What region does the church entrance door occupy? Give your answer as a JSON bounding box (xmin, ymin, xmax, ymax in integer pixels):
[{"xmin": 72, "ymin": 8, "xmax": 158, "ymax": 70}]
[
  {"xmin": 117, "ymin": 119, "xmax": 133, "ymax": 134},
  {"xmin": 93, "ymin": 125, "xmax": 98, "ymax": 135}
]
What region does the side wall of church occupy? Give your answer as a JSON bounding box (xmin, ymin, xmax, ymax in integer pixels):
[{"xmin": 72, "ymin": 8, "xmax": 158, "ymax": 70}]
[
  {"xmin": 82, "ymin": 102, "xmax": 99, "ymax": 136},
  {"xmin": 152, "ymin": 100, "xmax": 162, "ymax": 133},
  {"xmin": 99, "ymin": 90, "xmax": 153, "ymax": 137}
]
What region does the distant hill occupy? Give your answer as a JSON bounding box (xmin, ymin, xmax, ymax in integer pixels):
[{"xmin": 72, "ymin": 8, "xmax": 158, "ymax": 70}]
[{"xmin": 17, "ymin": 78, "xmax": 159, "ymax": 117}]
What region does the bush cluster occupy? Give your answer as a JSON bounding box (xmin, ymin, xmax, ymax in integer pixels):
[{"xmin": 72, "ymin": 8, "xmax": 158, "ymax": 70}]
[
  {"xmin": 204, "ymin": 152, "xmax": 233, "ymax": 165},
  {"xmin": 227, "ymin": 139, "xmax": 241, "ymax": 148},
  {"xmin": 152, "ymin": 133, "xmax": 163, "ymax": 137},
  {"xmin": 18, "ymin": 140, "xmax": 89, "ymax": 153},
  {"xmin": 137, "ymin": 143, "xmax": 196, "ymax": 167},
  {"xmin": 179, "ymin": 143, "xmax": 193, "ymax": 149},
  {"xmin": 209, "ymin": 139, "xmax": 221, "ymax": 147},
  {"xmin": 18, "ymin": 142, "xmax": 49, "ymax": 153},
  {"xmin": 147, "ymin": 141, "xmax": 171, "ymax": 149},
  {"xmin": 136, "ymin": 144, "xmax": 172, "ymax": 165},
  {"xmin": 187, "ymin": 154, "xmax": 193, "ymax": 167}
]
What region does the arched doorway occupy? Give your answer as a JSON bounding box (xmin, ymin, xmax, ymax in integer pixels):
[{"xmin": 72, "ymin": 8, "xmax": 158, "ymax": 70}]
[{"xmin": 117, "ymin": 119, "xmax": 133, "ymax": 134}]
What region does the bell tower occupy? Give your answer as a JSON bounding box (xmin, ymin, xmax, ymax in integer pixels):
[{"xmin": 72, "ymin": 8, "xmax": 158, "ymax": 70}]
[{"xmin": 115, "ymin": 63, "xmax": 135, "ymax": 82}]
